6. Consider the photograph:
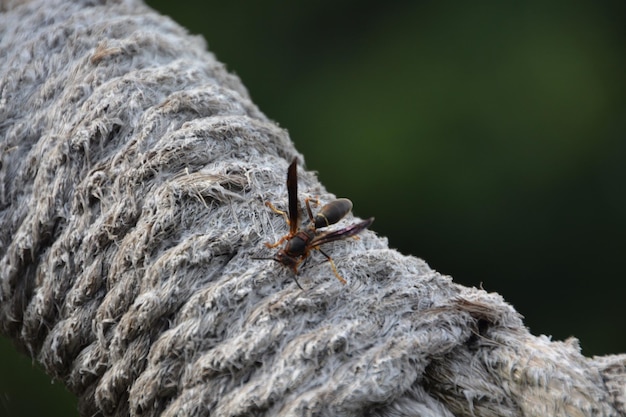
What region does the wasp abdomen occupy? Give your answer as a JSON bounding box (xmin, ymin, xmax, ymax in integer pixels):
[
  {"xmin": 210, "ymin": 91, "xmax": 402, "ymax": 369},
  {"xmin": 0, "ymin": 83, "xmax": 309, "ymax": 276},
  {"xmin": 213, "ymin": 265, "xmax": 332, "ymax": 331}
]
[{"xmin": 314, "ymin": 198, "xmax": 353, "ymax": 229}]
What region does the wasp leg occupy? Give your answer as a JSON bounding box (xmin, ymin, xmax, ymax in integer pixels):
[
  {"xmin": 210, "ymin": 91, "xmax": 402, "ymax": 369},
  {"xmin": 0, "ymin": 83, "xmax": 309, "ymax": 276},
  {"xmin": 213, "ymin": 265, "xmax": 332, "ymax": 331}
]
[
  {"xmin": 317, "ymin": 248, "xmax": 347, "ymax": 285},
  {"xmin": 264, "ymin": 235, "xmax": 289, "ymax": 249},
  {"xmin": 264, "ymin": 201, "xmax": 292, "ymax": 248},
  {"xmin": 304, "ymin": 197, "xmax": 320, "ymax": 223},
  {"xmin": 265, "ymin": 201, "xmax": 291, "ymax": 227}
]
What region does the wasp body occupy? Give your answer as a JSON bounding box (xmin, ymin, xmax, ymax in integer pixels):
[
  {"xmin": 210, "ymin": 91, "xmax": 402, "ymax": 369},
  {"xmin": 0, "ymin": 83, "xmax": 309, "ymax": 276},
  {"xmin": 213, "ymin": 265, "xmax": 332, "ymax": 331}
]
[{"xmin": 258, "ymin": 158, "xmax": 374, "ymax": 288}]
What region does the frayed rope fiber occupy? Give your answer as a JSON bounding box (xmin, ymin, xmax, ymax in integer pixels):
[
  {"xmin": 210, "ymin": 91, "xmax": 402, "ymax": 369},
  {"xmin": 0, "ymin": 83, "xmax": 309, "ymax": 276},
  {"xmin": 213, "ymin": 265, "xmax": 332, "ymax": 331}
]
[{"xmin": 1, "ymin": 1, "xmax": 625, "ymax": 416}]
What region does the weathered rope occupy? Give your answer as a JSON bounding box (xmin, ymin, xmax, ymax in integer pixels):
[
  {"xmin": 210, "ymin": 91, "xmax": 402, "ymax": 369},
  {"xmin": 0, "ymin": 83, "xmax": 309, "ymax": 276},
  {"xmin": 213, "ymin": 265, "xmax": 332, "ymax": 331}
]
[{"xmin": 1, "ymin": 1, "xmax": 624, "ymax": 416}]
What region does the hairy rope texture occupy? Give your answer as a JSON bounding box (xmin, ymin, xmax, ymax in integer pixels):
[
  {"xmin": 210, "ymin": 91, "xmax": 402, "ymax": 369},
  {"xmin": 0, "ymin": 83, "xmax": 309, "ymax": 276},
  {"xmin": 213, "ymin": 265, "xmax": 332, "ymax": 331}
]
[{"xmin": 1, "ymin": 1, "xmax": 625, "ymax": 416}]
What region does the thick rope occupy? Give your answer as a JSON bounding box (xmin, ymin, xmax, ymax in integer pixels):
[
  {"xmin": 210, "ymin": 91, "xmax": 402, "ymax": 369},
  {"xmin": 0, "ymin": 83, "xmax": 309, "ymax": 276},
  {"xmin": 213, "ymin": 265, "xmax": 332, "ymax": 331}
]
[{"xmin": 1, "ymin": 1, "xmax": 625, "ymax": 416}]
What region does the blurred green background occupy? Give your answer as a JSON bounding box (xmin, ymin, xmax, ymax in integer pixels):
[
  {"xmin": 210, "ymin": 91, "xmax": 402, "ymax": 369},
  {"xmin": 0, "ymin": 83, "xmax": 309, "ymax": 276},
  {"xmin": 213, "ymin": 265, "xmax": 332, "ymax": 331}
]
[{"xmin": 1, "ymin": 1, "xmax": 624, "ymax": 416}]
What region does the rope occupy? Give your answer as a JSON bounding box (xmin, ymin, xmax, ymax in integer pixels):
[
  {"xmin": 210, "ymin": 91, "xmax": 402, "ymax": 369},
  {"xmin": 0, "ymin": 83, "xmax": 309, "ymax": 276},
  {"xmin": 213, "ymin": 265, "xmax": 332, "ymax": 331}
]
[{"xmin": 1, "ymin": 1, "xmax": 624, "ymax": 416}]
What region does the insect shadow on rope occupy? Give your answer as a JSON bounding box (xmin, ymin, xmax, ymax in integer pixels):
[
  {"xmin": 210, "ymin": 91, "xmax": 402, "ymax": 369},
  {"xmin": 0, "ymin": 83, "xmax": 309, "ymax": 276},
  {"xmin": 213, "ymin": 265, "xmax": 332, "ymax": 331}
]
[{"xmin": 253, "ymin": 157, "xmax": 374, "ymax": 289}]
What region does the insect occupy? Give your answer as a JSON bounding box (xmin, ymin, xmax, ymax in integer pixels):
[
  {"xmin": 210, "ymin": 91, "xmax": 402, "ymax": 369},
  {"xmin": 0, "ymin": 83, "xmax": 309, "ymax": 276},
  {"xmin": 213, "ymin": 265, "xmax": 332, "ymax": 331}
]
[{"xmin": 256, "ymin": 157, "xmax": 374, "ymax": 288}]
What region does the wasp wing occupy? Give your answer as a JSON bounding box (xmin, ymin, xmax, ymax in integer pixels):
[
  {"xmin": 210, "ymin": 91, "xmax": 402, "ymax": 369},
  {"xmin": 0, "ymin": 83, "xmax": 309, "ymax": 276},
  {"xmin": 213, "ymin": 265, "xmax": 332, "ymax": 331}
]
[
  {"xmin": 286, "ymin": 158, "xmax": 300, "ymax": 235},
  {"xmin": 310, "ymin": 217, "xmax": 374, "ymax": 247}
]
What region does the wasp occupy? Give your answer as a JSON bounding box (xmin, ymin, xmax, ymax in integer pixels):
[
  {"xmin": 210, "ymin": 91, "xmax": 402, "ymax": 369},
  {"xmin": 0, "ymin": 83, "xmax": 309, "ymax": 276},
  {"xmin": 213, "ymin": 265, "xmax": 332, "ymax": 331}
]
[{"xmin": 256, "ymin": 158, "xmax": 374, "ymax": 288}]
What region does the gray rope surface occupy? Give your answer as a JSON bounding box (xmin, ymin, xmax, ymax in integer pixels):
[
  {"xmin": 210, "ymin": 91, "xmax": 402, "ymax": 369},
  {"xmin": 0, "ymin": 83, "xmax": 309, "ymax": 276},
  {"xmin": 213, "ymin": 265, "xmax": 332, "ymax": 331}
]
[{"xmin": 1, "ymin": 1, "xmax": 625, "ymax": 416}]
